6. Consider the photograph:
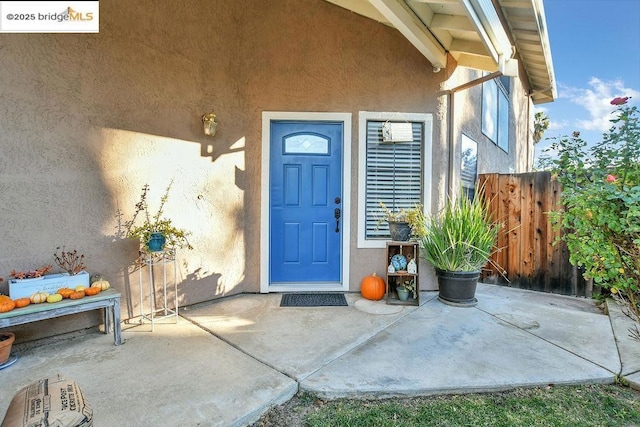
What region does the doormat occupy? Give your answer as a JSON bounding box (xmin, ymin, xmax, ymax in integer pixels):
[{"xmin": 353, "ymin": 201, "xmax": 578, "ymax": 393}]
[{"xmin": 280, "ymin": 293, "xmax": 348, "ymax": 307}]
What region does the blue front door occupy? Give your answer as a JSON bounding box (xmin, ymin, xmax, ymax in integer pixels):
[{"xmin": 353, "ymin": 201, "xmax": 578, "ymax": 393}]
[{"xmin": 270, "ymin": 121, "xmax": 343, "ymax": 284}]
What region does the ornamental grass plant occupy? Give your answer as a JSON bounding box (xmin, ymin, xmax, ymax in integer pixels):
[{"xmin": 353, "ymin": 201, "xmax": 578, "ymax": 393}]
[{"xmin": 419, "ymin": 189, "xmax": 500, "ymax": 272}]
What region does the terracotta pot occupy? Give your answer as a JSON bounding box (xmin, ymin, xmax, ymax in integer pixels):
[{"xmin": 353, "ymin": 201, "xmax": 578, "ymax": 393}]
[{"xmin": 0, "ymin": 332, "xmax": 15, "ymax": 365}]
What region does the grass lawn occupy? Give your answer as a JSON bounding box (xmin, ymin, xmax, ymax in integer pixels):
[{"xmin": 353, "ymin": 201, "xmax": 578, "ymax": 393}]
[{"xmin": 255, "ymin": 384, "xmax": 640, "ymax": 426}]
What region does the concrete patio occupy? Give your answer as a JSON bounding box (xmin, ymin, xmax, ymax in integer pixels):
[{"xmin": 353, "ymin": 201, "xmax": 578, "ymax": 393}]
[{"xmin": 1, "ymin": 283, "xmax": 638, "ymax": 426}]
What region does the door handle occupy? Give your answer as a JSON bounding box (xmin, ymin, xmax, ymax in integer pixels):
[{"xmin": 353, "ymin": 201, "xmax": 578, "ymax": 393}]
[{"xmin": 334, "ymin": 208, "xmax": 341, "ymax": 233}]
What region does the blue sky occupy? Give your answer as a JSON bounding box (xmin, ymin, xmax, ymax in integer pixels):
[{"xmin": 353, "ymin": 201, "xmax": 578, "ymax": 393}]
[{"xmin": 534, "ymin": 0, "xmax": 640, "ymax": 163}]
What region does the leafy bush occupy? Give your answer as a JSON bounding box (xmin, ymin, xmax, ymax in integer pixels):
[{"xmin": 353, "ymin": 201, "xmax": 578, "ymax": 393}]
[{"xmin": 542, "ymin": 97, "xmax": 639, "ymax": 320}]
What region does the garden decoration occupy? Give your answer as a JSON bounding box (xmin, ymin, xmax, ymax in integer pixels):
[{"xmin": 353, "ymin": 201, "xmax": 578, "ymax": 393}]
[
  {"xmin": 360, "ymin": 273, "xmax": 385, "ymax": 301},
  {"xmin": 8, "ymin": 249, "xmax": 91, "ymax": 301}
]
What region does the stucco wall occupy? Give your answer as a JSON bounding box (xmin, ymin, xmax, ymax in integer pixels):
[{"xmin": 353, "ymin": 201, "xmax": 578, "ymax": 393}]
[
  {"xmin": 448, "ymin": 66, "xmax": 534, "ymax": 180},
  {"xmin": 0, "ymin": 0, "xmax": 452, "ymax": 342}
]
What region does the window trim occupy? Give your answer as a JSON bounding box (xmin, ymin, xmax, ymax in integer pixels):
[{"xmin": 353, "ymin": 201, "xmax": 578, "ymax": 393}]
[{"xmin": 357, "ymin": 111, "xmax": 433, "ymax": 249}]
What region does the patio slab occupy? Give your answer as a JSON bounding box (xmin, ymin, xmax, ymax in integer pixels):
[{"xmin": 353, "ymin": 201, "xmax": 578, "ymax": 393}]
[
  {"xmin": 180, "ymin": 293, "xmax": 423, "ymax": 380},
  {"xmin": 0, "ymin": 318, "xmax": 296, "ymax": 427},
  {"xmin": 300, "ymin": 291, "xmax": 615, "ymax": 399},
  {"xmin": 0, "ymin": 283, "xmax": 631, "ymax": 426},
  {"xmin": 475, "ymin": 285, "xmax": 620, "ymax": 372},
  {"xmin": 606, "ymin": 299, "xmax": 640, "ymax": 376}
]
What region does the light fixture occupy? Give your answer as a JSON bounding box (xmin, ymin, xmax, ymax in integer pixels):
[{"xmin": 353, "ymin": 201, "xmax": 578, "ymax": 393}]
[{"xmin": 202, "ymin": 112, "xmax": 218, "ymax": 136}]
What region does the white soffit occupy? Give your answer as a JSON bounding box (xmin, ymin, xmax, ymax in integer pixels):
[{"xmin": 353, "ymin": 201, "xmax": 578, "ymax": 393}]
[{"xmin": 324, "ymin": 0, "xmax": 556, "ymax": 104}]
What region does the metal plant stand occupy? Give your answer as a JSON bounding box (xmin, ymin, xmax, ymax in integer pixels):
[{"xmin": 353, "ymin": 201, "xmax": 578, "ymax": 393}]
[{"xmin": 138, "ymin": 248, "xmax": 178, "ymax": 331}]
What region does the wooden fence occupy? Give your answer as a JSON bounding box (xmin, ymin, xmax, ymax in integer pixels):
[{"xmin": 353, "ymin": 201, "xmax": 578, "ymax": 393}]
[{"xmin": 478, "ymin": 172, "xmax": 590, "ymax": 297}]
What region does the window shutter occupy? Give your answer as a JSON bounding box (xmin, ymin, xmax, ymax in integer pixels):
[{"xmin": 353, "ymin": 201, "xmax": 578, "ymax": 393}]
[{"xmin": 365, "ymin": 121, "xmax": 423, "ymax": 239}]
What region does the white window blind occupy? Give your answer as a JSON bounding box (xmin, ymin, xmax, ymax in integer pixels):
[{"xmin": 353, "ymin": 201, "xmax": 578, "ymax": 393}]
[{"xmin": 365, "ymin": 121, "xmax": 423, "ymax": 239}]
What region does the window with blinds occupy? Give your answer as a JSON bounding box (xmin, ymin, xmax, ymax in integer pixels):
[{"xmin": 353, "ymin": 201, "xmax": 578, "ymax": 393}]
[{"xmin": 365, "ymin": 121, "xmax": 423, "ymax": 240}]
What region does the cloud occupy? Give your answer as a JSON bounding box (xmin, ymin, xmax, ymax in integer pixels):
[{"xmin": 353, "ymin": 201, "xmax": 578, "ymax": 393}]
[
  {"xmin": 559, "ymin": 78, "xmax": 640, "ymax": 132},
  {"xmin": 548, "ymin": 119, "xmax": 568, "ymax": 131}
]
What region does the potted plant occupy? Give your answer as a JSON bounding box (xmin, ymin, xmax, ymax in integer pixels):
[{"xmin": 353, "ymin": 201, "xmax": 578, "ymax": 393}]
[
  {"xmin": 419, "ymin": 188, "xmax": 500, "ymax": 306},
  {"xmin": 120, "ymin": 181, "xmax": 193, "ymax": 252},
  {"xmin": 8, "ymin": 251, "xmax": 91, "ymax": 300},
  {"xmin": 396, "ymin": 279, "xmax": 416, "ymax": 301},
  {"xmin": 378, "ymin": 202, "xmax": 425, "ymax": 241},
  {"xmin": 0, "ymin": 331, "xmax": 15, "ymax": 366}
]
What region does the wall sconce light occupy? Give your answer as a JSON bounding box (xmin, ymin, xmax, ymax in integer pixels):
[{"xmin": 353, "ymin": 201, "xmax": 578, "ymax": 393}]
[{"xmin": 202, "ymin": 112, "xmax": 218, "ymax": 137}]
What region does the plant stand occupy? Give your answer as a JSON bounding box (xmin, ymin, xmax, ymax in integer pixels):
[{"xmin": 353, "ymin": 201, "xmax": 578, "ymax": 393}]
[
  {"xmin": 138, "ymin": 249, "xmax": 178, "ymax": 331},
  {"xmin": 385, "ymin": 241, "xmax": 420, "ymax": 306}
]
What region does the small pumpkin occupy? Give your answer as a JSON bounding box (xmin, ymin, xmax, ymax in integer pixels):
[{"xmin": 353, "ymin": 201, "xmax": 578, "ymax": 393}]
[
  {"xmin": 47, "ymin": 293, "xmax": 63, "ymax": 303},
  {"xmin": 84, "ymin": 287, "xmax": 100, "ymax": 296},
  {"xmin": 58, "ymin": 288, "xmax": 74, "ymax": 298},
  {"xmin": 360, "ymin": 273, "xmax": 386, "ymax": 301},
  {"xmin": 13, "ymin": 298, "xmax": 31, "ymax": 308},
  {"xmin": 91, "ymin": 279, "xmax": 110, "ymax": 291},
  {"xmin": 69, "ymin": 290, "xmax": 85, "ymax": 300},
  {"xmin": 0, "ymin": 297, "xmax": 16, "ymax": 313},
  {"xmin": 30, "ymin": 292, "xmax": 49, "ymax": 304}
]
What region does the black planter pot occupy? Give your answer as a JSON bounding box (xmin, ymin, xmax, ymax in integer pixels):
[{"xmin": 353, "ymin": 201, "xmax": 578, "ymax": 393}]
[
  {"xmin": 435, "ymin": 268, "xmax": 480, "ymax": 307},
  {"xmin": 389, "ymin": 221, "xmax": 411, "ymax": 241}
]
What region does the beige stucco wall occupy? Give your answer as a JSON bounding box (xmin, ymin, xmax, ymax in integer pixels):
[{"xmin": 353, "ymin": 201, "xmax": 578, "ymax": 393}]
[
  {"xmin": 0, "ymin": 0, "xmax": 454, "ymax": 342},
  {"xmin": 447, "ymin": 66, "xmax": 534, "ymax": 181},
  {"xmin": 0, "ymin": 0, "xmax": 535, "ymax": 342}
]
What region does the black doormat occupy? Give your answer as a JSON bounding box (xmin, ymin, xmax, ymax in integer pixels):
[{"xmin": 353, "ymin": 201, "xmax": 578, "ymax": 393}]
[{"xmin": 280, "ymin": 293, "xmax": 348, "ymax": 307}]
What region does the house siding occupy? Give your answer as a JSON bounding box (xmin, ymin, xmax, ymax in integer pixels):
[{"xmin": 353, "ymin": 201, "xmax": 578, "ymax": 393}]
[{"xmin": 0, "ymin": 0, "xmax": 532, "ymax": 341}]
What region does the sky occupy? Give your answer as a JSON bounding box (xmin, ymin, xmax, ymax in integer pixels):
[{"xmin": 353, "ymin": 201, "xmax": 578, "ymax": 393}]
[{"xmin": 533, "ymin": 0, "xmax": 640, "ymax": 164}]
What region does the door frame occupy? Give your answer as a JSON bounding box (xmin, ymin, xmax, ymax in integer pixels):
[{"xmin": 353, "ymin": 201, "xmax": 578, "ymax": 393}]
[{"xmin": 261, "ymin": 112, "xmax": 352, "ymax": 293}]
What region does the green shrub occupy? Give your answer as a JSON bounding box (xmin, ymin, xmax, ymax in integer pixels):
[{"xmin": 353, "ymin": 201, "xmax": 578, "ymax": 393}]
[{"xmin": 542, "ymin": 97, "xmax": 640, "ymax": 319}]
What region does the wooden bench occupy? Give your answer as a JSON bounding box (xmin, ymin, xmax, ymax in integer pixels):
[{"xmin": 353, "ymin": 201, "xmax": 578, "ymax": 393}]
[{"xmin": 0, "ymin": 289, "xmax": 121, "ymax": 345}]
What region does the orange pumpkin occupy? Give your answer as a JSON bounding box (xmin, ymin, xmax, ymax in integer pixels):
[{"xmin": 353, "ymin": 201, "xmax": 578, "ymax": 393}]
[
  {"xmin": 360, "ymin": 273, "xmax": 386, "ymax": 301},
  {"xmin": 58, "ymin": 288, "xmax": 74, "ymax": 298},
  {"xmin": 0, "ymin": 297, "xmax": 16, "ymax": 313},
  {"xmin": 69, "ymin": 291, "xmax": 85, "ymax": 300},
  {"xmin": 13, "ymin": 298, "xmax": 31, "ymax": 308},
  {"xmin": 84, "ymin": 287, "xmax": 100, "ymax": 296}
]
